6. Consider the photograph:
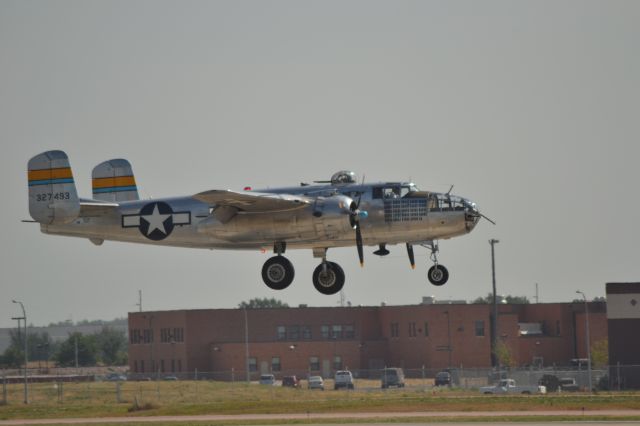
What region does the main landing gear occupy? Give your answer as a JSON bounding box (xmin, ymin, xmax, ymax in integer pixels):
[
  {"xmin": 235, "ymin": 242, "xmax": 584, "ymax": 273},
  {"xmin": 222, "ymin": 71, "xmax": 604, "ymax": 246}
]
[
  {"xmin": 260, "ymin": 245, "xmax": 345, "ymax": 295},
  {"xmin": 422, "ymin": 241, "xmax": 449, "ymax": 286}
]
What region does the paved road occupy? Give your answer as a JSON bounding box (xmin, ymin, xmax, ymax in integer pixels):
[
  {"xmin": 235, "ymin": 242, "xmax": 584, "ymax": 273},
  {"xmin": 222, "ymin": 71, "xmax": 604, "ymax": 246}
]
[{"xmin": 1, "ymin": 410, "xmax": 640, "ymax": 425}]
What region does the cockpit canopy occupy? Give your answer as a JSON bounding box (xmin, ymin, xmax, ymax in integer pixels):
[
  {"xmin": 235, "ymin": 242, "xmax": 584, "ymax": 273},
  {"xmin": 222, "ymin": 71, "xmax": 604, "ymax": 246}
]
[{"xmin": 330, "ymin": 170, "xmax": 357, "ymax": 185}]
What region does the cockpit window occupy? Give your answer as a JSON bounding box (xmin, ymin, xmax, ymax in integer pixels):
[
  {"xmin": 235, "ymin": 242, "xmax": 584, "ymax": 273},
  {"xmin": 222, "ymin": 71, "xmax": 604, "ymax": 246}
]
[{"xmin": 373, "ymin": 185, "xmax": 413, "ymax": 199}]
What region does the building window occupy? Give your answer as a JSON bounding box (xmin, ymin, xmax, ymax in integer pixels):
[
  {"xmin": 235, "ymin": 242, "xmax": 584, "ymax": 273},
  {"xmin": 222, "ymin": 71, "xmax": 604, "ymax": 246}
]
[
  {"xmin": 424, "ymin": 321, "xmax": 429, "ymax": 337},
  {"xmin": 321, "ymin": 325, "xmax": 329, "ymax": 339},
  {"xmin": 140, "ymin": 360, "xmax": 145, "ymax": 373},
  {"xmin": 133, "ymin": 360, "xmax": 138, "ymax": 373},
  {"xmin": 556, "ymin": 320, "xmax": 561, "ymax": 336},
  {"xmin": 272, "ymin": 357, "xmax": 281, "ymax": 372},
  {"xmin": 302, "ymin": 326, "xmax": 312, "ymax": 340},
  {"xmin": 408, "ymin": 322, "xmax": 417, "ymax": 337},
  {"xmin": 331, "ymin": 325, "xmax": 343, "ymax": 339},
  {"xmin": 143, "ymin": 328, "xmax": 153, "ymax": 344},
  {"xmin": 160, "ymin": 359, "xmax": 165, "ymax": 373},
  {"xmin": 333, "ymin": 355, "xmax": 343, "ymax": 370},
  {"xmin": 288, "ymin": 325, "xmax": 300, "ymax": 340},
  {"xmin": 173, "ymin": 328, "xmax": 184, "ymax": 342},
  {"xmin": 390, "ymin": 323, "xmax": 399, "ymax": 338},
  {"xmin": 177, "ymin": 359, "xmax": 182, "ymax": 372},
  {"xmin": 309, "ymin": 356, "xmax": 320, "ymax": 371},
  {"xmin": 344, "ymin": 325, "xmax": 355, "ymax": 339},
  {"xmin": 475, "ymin": 320, "xmax": 485, "ymax": 337},
  {"xmin": 248, "ymin": 357, "xmax": 257, "ymax": 372},
  {"xmin": 276, "ymin": 326, "xmax": 286, "ymax": 340}
]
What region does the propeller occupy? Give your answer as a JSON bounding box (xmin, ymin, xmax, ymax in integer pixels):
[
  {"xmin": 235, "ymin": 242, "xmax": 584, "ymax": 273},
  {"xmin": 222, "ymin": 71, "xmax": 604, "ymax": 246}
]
[
  {"xmin": 406, "ymin": 243, "xmax": 415, "ymax": 269},
  {"xmin": 349, "ymin": 193, "xmax": 368, "ymax": 267}
]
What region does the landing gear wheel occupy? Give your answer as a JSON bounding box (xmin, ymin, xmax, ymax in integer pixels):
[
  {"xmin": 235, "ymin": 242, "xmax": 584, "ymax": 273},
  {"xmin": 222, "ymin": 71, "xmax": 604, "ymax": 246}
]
[
  {"xmin": 312, "ymin": 262, "xmax": 345, "ymax": 295},
  {"xmin": 261, "ymin": 256, "xmax": 295, "ymax": 290},
  {"xmin": 428, "ymin": 264, "xmax": 449, "ymax": 286}
]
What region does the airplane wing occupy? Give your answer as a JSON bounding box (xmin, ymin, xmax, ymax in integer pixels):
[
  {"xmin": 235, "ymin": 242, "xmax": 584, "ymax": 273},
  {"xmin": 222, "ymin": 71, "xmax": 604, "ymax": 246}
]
[{"xmin": 193, "ymin": 190, "xmax": 311, "ymax": 213}]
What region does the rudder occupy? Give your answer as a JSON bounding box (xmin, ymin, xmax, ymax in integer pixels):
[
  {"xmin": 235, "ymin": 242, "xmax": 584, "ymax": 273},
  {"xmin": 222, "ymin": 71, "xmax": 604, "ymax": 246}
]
[
  {"xmin": 91, "ymin": 159, "xmax": 139, "ymax": 202},
  {"xmin": 28, "ymin": 150, "xmax": 80, "ymax": 224}
]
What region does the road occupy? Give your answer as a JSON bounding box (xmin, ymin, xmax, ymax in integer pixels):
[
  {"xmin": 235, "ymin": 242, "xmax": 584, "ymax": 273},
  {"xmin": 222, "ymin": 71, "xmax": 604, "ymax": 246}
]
[{"xmin": 1, "ymin": 410, "xmax": 640, "ymax": 425}]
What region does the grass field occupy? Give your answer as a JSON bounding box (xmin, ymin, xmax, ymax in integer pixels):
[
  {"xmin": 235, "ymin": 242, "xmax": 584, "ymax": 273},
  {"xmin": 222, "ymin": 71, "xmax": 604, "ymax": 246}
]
[{"xmin": 1, "ymin": 379, "xmax": 640, "ymax": 421}]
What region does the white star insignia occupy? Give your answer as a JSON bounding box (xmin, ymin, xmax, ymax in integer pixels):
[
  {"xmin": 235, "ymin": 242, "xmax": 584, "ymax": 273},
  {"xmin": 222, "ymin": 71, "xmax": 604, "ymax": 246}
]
[{"xmin": 141, "ymin": 204, "xmax": 171, "ymax": 236}]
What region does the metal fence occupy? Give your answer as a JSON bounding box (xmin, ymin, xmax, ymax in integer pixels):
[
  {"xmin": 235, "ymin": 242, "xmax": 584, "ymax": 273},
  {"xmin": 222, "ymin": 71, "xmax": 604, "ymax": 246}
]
[{"xmin": 2, "ymin": 364, "xmax": 639, "ymax": 405}]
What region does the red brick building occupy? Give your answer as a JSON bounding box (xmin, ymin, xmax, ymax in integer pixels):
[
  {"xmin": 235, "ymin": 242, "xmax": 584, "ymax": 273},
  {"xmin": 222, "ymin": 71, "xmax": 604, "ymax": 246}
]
[{"xmin": 128, "ymin": 301, "xmax": 607, "ymax": 378}]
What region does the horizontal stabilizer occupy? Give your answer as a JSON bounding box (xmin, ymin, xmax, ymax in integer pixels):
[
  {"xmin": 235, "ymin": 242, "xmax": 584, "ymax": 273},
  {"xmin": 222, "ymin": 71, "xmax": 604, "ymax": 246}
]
[
  {"xmin": 79, "ymin": 200, "xmax": 119, "ymax": 217},
  {"xmin": 92, "ymin": 159, "xmax": 139, "ymax": 202}
]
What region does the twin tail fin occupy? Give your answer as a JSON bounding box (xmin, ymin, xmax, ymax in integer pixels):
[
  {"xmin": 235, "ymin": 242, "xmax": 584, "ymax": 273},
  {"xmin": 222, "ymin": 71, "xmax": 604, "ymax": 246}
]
[
  {"xmin": 92, "ymin": 159, "xmax": 139, "ymax": 202},
  {"xmin": 28, "ymin": 150, "xmax": 80, "ymax": 224}
]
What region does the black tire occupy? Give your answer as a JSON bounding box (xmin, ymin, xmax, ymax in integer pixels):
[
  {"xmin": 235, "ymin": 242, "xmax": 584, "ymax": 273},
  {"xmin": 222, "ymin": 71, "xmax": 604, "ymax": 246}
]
[
  {"xmin": 261, "ymin": 256, "xmax": 295, "ymax": 290},
  {"xmin": 312, "ymin": 262, "xmax": 345, "ymax": 295},
  {"xmin": 427, "ymin": 264, "xmax": 449, "ymax": 286}
]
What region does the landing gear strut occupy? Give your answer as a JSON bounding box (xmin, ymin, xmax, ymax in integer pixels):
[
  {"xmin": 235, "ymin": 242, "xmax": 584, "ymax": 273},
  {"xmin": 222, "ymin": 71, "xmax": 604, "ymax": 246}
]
[
  {"xmin": 423, "ymin": 241, "xmax": 449, "ymax": 286},
  {"xmin": 311, "ymin": 248, "xmax": 345, "ymax": 295},
  {"xmin": 261, "ymin": 243, "xmax": 295, "ymax": 290},
  {"xmin": 312, "ymin": 262, "xmax": 345, "ymax": 295}
]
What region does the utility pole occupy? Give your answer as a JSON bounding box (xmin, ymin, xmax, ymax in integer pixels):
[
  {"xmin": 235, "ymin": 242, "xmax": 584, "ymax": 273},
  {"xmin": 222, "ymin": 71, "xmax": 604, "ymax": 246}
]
[
  {"xmin": 576, "ymin": 290, "xmax": 593, "ymax": 392},
  {"xmin": 244, "ymin": 307, "xmax": 250, "ymax": 383},
  {"xmin": 136, "ymin": 290, "xmax": 142, "ymax": 312},
  {"xmin": 12, "ymin": 300, "xmax": 28, "ymax": 404},
  {"xmin": 489, "ymin": 239, "xmax": 499, "ymax": 369}
]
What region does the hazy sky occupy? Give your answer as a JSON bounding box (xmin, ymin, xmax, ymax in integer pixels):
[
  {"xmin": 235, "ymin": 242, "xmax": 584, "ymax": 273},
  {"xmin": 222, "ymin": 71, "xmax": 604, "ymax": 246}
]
[{"xmin": 1, "ymin": 1, "xmax": 639, "ymax": 328}]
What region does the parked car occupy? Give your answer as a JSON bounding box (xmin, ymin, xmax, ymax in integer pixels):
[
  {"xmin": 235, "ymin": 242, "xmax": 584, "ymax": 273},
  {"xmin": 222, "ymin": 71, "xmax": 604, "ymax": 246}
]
[
  {"xmin": 334, "ymin": 370, "xmax": 354, "ymax": 390},
  {"xmin": 381, "ymin": 367, "xmax": 405, "ymax": 388},
  {"xmin": 282, "ymin": 375, "xmax": 299, "ymax": 388},
  {"xmin": 259, "ymin": 374, "xmax": 276, "ymax": 385},
  {"xmin": 163, "ymin": 375, "xmax": 178, "ymax": 381},
  {"xmin": 307, "ymin": 376, "xmax": 325, "ymax": 390},
  {"xmin": 480, "ymin": 379, "xmax": 546, "ymax": 395},
  {"xmin": 105, "ymin": 373, "xmax": 127, "ymax": 382},
  {"xmin": 559, "ymin": 377, "xmax": 579, "ymax": 392},
  {"xmin": 434, "ymin": 371, "xmax": 451, "ymax": 386}
]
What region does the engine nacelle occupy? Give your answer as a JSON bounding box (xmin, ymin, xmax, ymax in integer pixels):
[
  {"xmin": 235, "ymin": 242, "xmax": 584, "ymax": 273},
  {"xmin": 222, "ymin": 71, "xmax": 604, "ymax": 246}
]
[{"xmin": 311, "ymin": 195, "xmax": 355, "ymax": 239}]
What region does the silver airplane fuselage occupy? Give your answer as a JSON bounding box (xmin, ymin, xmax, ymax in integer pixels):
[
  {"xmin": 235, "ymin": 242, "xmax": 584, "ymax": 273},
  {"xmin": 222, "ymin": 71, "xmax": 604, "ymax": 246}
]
[{"xmin": 42, "ymin": 181, "xmax": 480, "ymax": 252}]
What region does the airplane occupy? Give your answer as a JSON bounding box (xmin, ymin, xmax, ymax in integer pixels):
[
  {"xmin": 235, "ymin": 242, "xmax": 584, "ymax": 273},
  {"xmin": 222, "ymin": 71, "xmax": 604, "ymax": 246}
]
[{"xmin": 26, "ymin": 150, "xmax": 494, "ymax": 295}]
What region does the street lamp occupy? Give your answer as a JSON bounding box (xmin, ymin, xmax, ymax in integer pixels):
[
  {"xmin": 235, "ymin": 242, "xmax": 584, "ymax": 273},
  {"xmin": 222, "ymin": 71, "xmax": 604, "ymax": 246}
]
[
  {"xmin": 576, "ymin": 290, "xmax": 592, "ymax": 392},
  {"xmin": 142, "ymin": 314, "xmax": 154, "ymax": 378},
  {"xmin": 443, "ymin": 311, "xmax": 452, "ymax": 369},
  {"xmin": 12, "ymin": 300, "xmax": 28, "ymax": 404},
  {"xmin": 489, "ymin": 239, "xmax": 499, "ymax": 369}
]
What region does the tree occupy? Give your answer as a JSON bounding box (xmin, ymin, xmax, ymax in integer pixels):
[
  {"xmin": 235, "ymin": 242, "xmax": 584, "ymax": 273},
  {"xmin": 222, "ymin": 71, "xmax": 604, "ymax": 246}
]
[
  {"xmin": 591, "ymin": 339, "xmax": 609, "ymax": 368},
  {"xmin": 494, "ymin": 341, "xmax": 515, "ymax": 367},
  {"xmin": 0, "ymin": 330, "xmax": 54, "ymax": 368},
  {"xmin": 54, "ymin": 332, "xmax": 98, "ymax": 367},
  {"xmin": 473, "ymin": 293, "xmax": 530, "ymax": 304},
  {"xmin": 238, "ymin": 298, "xmax": 289, "ymax": 309},
  {"xmin": 95, "ymin": 326, "xmax": 128, "ymax": 365}
]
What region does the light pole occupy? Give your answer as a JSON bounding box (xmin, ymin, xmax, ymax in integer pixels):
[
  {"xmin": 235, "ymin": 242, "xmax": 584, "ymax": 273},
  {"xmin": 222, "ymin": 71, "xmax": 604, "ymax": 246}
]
[
  {"xmin": 443, "ymin": 311, "xmax": 452, "ymax": 369},
  {"xmin": 12, "ymin": 300, "xmax": 28, "ymax": 404},
  {"xmin": 576, "ymin": 290, "xmax": 592, "ymax": 392},
  {"xmin": 244, "ymin": 307, "xmax": 250, "ymax": 383},
  {"xmin": 489, "ymin": 239, "xmax": 499, "ymax": 369},
  {"xmin": 143, "ymin": 314, "xmax": 154, "ymax": 377}
]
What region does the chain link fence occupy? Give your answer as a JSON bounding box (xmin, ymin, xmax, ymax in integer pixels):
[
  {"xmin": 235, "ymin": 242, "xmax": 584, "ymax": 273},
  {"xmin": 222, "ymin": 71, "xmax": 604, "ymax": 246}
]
[{"xmin": 1, "ymin": 364, "xmax": 638, "ymax": 405}]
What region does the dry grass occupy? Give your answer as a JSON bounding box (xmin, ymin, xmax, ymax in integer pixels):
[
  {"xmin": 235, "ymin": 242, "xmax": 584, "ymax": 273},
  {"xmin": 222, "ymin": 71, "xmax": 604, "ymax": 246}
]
[{"xmin": 1, "ymin": 379, "xmax": 640, "ymax": 420}]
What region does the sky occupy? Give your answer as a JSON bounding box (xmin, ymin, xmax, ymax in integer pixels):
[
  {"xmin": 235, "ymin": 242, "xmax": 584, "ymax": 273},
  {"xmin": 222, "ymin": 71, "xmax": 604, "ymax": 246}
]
[{"xmin": 1, "ymin": 0, "xmax": 639, "ymax": 328}]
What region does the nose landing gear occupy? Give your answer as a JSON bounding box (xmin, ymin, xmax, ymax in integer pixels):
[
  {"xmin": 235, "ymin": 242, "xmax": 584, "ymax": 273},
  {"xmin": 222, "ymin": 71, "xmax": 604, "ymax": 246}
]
[{"xmin": 422, "ymin": 241, "xmax": 449, "ymax": 286}]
